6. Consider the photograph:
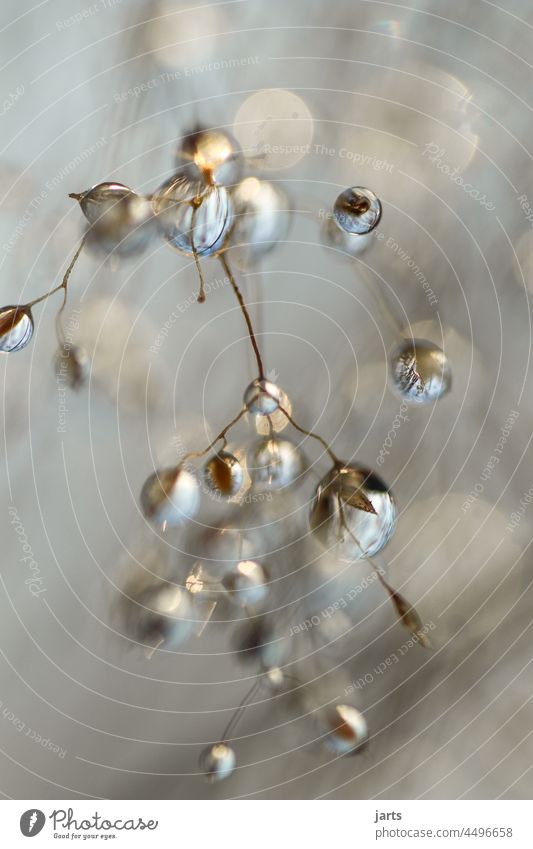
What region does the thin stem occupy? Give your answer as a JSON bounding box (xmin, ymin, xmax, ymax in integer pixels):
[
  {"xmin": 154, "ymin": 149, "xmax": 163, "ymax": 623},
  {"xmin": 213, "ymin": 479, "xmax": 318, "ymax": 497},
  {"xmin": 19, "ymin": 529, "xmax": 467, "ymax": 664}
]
[
  {"xmin": 190, "ymin": 202, "xmax": 206, "ymax": 304},
  {"xmin": 219, "ymin": 252, "xmax": 265, "ymax": 380},
  {"xmin": 278, "ymin": 402, "xmax": 341, "ymax": 467},
  {"xmin": 181, "ymin": 406, "xmax": 247, "ymax": 465},
  {"xmin": 221, "ymin": 679, "xmax": 261, "ymax": 742},
  {"xmin": 28, "ymin": 234, "xmax": 87, "ymax": 309}
]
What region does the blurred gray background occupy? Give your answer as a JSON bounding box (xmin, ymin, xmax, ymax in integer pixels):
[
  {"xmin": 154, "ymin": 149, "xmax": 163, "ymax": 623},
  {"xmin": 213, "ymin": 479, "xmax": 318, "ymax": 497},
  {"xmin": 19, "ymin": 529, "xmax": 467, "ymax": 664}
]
[{"xmin": 1, "ymin": 0, "xmax": 532, "ymax": 799}]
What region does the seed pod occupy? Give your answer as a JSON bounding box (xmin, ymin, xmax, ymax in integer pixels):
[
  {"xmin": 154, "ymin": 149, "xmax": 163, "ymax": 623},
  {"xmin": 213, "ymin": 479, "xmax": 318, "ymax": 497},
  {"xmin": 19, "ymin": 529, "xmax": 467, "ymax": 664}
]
[{"xmin": 0, "ymin": 305, "xmax": 34, "ymax": 353}]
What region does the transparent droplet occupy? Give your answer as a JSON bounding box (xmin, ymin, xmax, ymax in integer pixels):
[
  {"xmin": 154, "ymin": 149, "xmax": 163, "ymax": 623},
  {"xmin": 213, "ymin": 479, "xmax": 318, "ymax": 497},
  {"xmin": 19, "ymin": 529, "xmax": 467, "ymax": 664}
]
[
  {"xmin": 199, "ymin": 742, "xmax": 236, "ymax": 783},
  {"xmin": 85, "ymin": 192, "xmax": 156, "ymax": 258},
  {"xmin": 317, "ymin": 704, "xmax": 368, "ymax": 755},
  {"xmin": 248, "ymin": 437, "xmax": 304, "ymax": 491},
  {"xmin": 177, "ymin": 127, "xmax": 243, "ymax": 187},
  {"xmin": 125, "ymin": 581, "xmax": 193, "ymax": 651},
  {"xmin": 333, "ymin": 187, "xmax": 382, "ymax": 235},
  {"xmin": 54, "ymin": 344, "xmax": 90, "ymax": 390},
  {"xmin": 140, "ymin": 466, "xmax": 200, "ymax": 528},
  {"xmin": 222, "ymin": 560, "xmax": 269, "ymax": 608},
  {"xmin": 310, "ymin": 464, "xmax": 396, "ymax": 559},
  {"xmin": 233, "ymin": 616, "xmax": 290, "ymax": 668},
  {"xmin": 390, "ymin": 338, "xmax": 451, "ymax": 404},
  {"xmin": 322, "ymin": 215, "xmax": 373, "ymax": 257},
  {"xmin": 0, "ymin": 305, "xmax": 33, "ymax": 353},
  {"xmin": 203, "ymin": 451, "xmax": 244, "ymax": 498},
  {"xmin": 243, "ymin": 378, "xmax": 283, "ymax": 415},
  {"xmin": 71, "ymin": 182, "xmax": 134, "ymax": 225},
  {"xmin": 152, "ymin": 174, "xmax": 232, "ymax": 257},
  {"xmin": 229, "ymin": 177, "xmax": 290, "ymax": 266}
]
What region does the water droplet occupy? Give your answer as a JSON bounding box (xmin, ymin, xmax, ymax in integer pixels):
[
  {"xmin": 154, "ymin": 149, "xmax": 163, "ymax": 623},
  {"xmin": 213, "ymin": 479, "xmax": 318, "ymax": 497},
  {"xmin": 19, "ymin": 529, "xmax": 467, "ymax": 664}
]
[
  {"xmin": 248, "ymin": 437, "xmax": 304, "ymax": 491},
  {"xmin": 229, "ymin": 177, "xmax": 290, "ymax": 266},
  {"xmin": 390, "ymin": 338, "xmax": 451, "ymax": 404},
  {"xmin": 140, "ymin": 466, "xmax": 200, "ymax": 528},
  {"xmin": 234, "ymin": 616, "xmax": 290, "ymax": 668},
  {"xmin": 203, "ymin": 451, "xmax": 244, "ymax": 498},
  {"xmin": 0, "ymin": 305, "xmax": 33, "ymax": 353},
  {"xmin": 153, "ymin": 174, "xmax": 232, "ymax": 257},
  {"xmin": 71, "ymin": 182, "xmax": 134, "ymax": 225},
  {"xmin": 177, "ymin": 127, "xmax": 243, "ymax": 187},
  {"xmin": 125, "ymin": 581, "xmax": 193, "ymax": 651},
  {"xmin": 223, "ymin": 560, "xmax": 269, "ymax": 608},
  {"xmin": 333, "ymin": 187, "xmax": 382, "ymax": 235},
  {"xmin": 310, "ymin": 464, "xmax": 396, "ymax": 558},
  {"xmin": 243, "ymin": 377, "xmax": 283, "ymax": 415},
  {"xmin": 199, "ymin": 742, "xmax": 236, "ymax": 783},
  {"xmin": 318, "ymin": 704, "xmax": 368, "ymax": 755}
]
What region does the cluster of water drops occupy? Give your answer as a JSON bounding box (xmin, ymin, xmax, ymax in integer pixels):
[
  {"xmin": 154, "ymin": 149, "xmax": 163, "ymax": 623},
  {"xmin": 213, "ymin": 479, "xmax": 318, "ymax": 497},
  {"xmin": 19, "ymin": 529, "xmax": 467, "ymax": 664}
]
[{"xmin": 1, "ymin": 117, "xmax": 452, "ymax": 785}]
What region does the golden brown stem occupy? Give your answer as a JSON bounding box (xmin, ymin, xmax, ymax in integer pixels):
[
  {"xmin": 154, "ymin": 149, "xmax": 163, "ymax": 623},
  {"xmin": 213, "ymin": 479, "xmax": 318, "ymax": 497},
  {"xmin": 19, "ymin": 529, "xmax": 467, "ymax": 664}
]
[
  {"xmin": 181, "ymin": 406, "xmax": 247, "ymax": 465},
  {"xmin": 278, "ymin": 402, "xmax": 341, "ymax": 467},
  {"xmin": 219, "ymin": 252, "xmax": 265, "ymax": 380},
  {"xmin": 28, "ymin": 233, "xmax": 87, "ymax": 347}
]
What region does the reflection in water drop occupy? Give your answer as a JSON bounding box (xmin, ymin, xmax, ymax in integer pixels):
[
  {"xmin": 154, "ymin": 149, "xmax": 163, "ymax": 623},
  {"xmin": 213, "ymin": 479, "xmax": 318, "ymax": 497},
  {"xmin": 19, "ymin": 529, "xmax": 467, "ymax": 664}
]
[{"xmin": 310, "ymin": 465, "xmax": 396, "ymax": 559}]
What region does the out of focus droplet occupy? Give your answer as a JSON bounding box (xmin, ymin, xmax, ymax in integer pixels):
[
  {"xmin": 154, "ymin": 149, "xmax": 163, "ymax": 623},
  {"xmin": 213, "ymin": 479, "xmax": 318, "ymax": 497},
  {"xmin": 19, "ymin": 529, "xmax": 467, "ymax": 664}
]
[
  {"xmin": 177, "ymin": 127, "xmax": 243, "ymax": 187},
  {"xmin": 81, "ymin": 189, "xmax": 156, "ymax": 258},
  {"xmin": 322, "ymin": 215, "xmax": 373, "ymax": 257},
  {"xmin": 125, "ymin": 580, "xmax": 193, "ymax": 651},
  {"xmin": 223, "ymin": 559, "xmax": 269, "ymax": 607},
  {"xmin": 310, "ymin": 465, "xmax": 396, "ymax": 558},
  {"xmin": 234, "ymin": 616, "xmax": 289, "ymax": 668},
  {"xmin": 140, "ymin": 466, "xmax": 200, "ymax": 528},
  {"xmin": 0, "ymin": 305, "xmax": 33, "ymax": 353},
  {"xmin": 199, "ymin": 742, "xmax": 236, "ymax": 783},
  {"xmin": 318, "ymin": 704, "xmax": 368, "ymax": 755},
  {"xmin": 333, "ymin": 187, "xmax": 382, "ymax": 235},
  {"xmin": 248, "ymin": 437, "xmax": 304, "ymax": 491},
  {"xmin": 229, "ymin": 177, "xmax": 290, "ymax": 266},
  {"xmin": 233, "ymin": 89, "xmax": 314, "ymax": 170},
  {"xmin": 390, "ymin": 338, "xmax": 451, "ymax": 404}
]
